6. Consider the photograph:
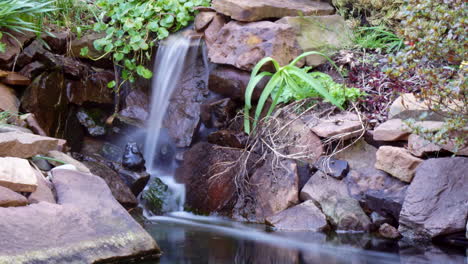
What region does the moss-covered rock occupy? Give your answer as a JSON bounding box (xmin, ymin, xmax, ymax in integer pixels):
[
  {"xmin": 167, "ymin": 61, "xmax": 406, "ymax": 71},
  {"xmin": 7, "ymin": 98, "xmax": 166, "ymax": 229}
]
[{"xmin": 142, "ymin": 177, "xmax": 171, "ymax": 215}]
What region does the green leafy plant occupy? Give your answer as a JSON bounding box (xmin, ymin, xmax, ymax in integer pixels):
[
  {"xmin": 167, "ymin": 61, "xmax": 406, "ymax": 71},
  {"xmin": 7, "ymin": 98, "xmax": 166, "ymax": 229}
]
[
  {"xmin": 354, "ymin": 26, "xmax": 404, "ymax": 53},
  {"xmin": 244, "ymin": 51, "xmax": 347, "ymax": 134},
  {"xmin": 81, "ymin": 0, "xmax": 210, "ymax": 88}
]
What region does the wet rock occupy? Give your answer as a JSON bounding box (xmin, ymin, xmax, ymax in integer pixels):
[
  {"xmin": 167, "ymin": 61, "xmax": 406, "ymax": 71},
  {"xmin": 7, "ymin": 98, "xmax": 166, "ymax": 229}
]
[
  {"xmin": 42, "ymin": 31, "xmax": 70, "ymax": 54},
  {"xmin": 370, "ymin": 212, "xmax": 393, "ymax": 230},
  {"xmin": 207, "ymin": 130, "xmax": 248, "ymax": 148},
  {"xmin": 15, "ymin": 40, "xmax": 46, "ymax": 68},
  {"xmin": 195, "ymin": 11, "xmax": 216, "ymax": 31},
  {"xmin": 266, "ymin": 200, "xmax": 328, "ymax": 231},
  {"xmin": 276, "ymin": 15, "xmax": 352, "ymax": 66},
  {"xmin": 0, "ymin": 169, "xmax": 160, "ymax": 263},
  {"xmin": 208, "ymin": 21, "xmax": 302, "ymax": 71},
  {"xmin": 233, "ymin": 156, "xmax": 299, "ymax": 223},
  {"xmin": 375, "ymin": 146, "xmax": 423, "ymax": 183},
  {"xmin": 200, "ymin": 98, "xmax": 238, "ymax": 128},
  {"xmin": 379, "ymin": 223, "xmax": 400, "ymax": 239},
  {"xmin": 0, "ymin": 83, "xmax": 19, "ymax": 114},
  {"xmin": 399, "ymin": 242, "xmax": 466, "ymax": 264},
  {"xmin": 1, "ymin": 72, "xmax": 31, "ymax": 86},
  {"xmin": 47, "ymin": 150, "xmax": 91, "ymax": 173},
  {"xmin": 0, "ymin": 132, "xmax": 60, "ymax": 158},
  {"xmin": 315, "ymin": 157, "xmax": 349, "ymax": 179},
  {"xmin": 67, "ymin": 70, "xmax": 114, "ymax": 105},
  {"xmin": 122, "ymin": 142, "xmax": 146, "ymax": 171},
  {"xmin": 208, "ymin": 65, "xmax": 267, "ymax": 101},
  {"xmin": 76, "ymin": 108, "xmax": 107, "ymax": 136},
  {"xmin": 0, "ymin": 186, "xmax": 27, "ymax": 207},
  {"xmin": 0, "ymin": 157, "xmax": 37, "ymax": 192},
  {"xmin": 311, "ymin": 112, "xmax": 363, "ymax": 140},
  {"xmin": 204, "ymin": 14, "xmax": 227, "ymax": 48},
  {"xmin": 82, "ymin": 161, "xmax": 138, "ymax": 208},
  {"xmin": 28, "ymin": 170, "xmax": 55, "ymax": 204},
  {"xmin": 119, "ymin": 89, "xmax": 150, "ymax": 126},
  {"xmin": 176, "ymin": 142, "xmax": 244, "ymax": 214},
  {"xmin": 346, "ymin": 168, "xmax": 408, "ymax": 221},
  {"xmin": 301, "ymin": 171, "xmax": 371, "ymax": 231},
  {"xmin": 0, "ymin": 30, "xmax": 34, "ymax": 68},
  {"xmin": 142, "ymin": 177, "xmax": 171, "ymax": 215},
  {"xmin": 102, "ymin": 142, "xmax": 124, "ymax": 162},
  {"xmin": 335, "ymin": 138, "xmax": 377, "ymax": 170},
  {"xmin": 407, "ymin": 134, "xmax": 442, "ymax": 157},
  {"xmin": 399, "ymin": 157, "xmax": 468, "ymax": 241},
  {"xmin": 18, "ymin": 61, "xmax": 46, "ymax": 80},
  {"xmin": 212, "ymin": 0, "xmax": 334, "ymax": 22},
  {"xmin": 113, "ymin": 165, "xmax": 150, "ymax": 197}
]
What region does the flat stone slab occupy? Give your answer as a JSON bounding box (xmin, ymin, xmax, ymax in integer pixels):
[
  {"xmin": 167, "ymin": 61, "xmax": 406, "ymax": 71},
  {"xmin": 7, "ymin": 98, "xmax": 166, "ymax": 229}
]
[
  {"xmin": 0, "ymin": 157, "xmax": 37, "ymax": 192},
  {"xmin": 212, "ymin": 0, "xmax": 334, "ymax": 22},
  {"xmin": 0, "ymin": 186, "xmax": 27, "ymax": 207},
  {"xmin": 0, "ymin": 169, "xmax": 160, "ymax": 263},
  {"xmin": 0, "ymin": 132, "xmax": 60, "ymax": 158}
]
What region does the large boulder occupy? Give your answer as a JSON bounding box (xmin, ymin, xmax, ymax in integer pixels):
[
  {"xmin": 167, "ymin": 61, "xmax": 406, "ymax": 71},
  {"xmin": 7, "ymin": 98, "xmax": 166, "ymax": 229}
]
[
  {"xmin": 399, "ymin": 157, "xmax": 468, "ymax": 241},
  {"xmin": 0, "ymin": 169, "xmax": 160, "ymax": 263},
  {"xmin": 0, "ymin": 132, "xmax": 60, "ymax": 158},
  {"xmin": 0, "ymin": 186, "xmax": 28, "ymax": 207},
  {"xmin": 276, "ymin": 15, "xmax": 353, "ymax": 66},
  {"xmin": 301, "ymin": 171, "xmax": 371, "ymax": 231},
  {"xmin": 208, "ymin": 21, "xmax": 302, "ymax": 71},
  {"xmin": 212, "ymin": 0, "xmax": 334, "ymax": 22},
  {"xmin": 375, "ymin": 146, "xmax": 423, "ymax": 183},
  {"xmin": 0, "ymin": 157, "xmax": 37, "ymax": 193},
  {"xmin": 346, "ymin": 168, "xmax": 408, "ymax": 220},
  {"xmin": 265, "ymin": 200, "xmax": 328, "ymax": 231}
]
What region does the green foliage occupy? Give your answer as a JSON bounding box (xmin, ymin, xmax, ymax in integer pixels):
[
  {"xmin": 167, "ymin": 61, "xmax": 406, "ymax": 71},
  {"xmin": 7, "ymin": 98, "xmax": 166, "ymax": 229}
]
[
  {"xmin": 244, "ymin": 51, "xmax": 347, "ymax": 134},
  {"xmin": 82, "ymin": 0, "xmax": 210, "ymax": 84},
  {"xmin": 142, "ymin": 177, "xmax": 171, "ymax": 215},
  {"xmin": 0, "ymin": 111, "xmax": 13, "ymax": 123},
  {"xmin": 354, "ymin": 26, "xmax": 404, "ymax": 53},
  {"xmin": 388, "ymin": 0, "xmax": 467, "ymax": 152},
  {"xmin": 0, "ymin": 0, "xmax": 55, "ymax": 34},
  {"xmin": 333, "ymin": 0, "xmax": 403, "ymax": 28}
]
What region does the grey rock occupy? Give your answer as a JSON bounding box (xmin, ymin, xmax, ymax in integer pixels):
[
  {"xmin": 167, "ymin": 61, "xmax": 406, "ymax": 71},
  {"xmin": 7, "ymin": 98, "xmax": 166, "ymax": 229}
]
[
  {"xmin": 266, "ymin": 200, "xmax": 328, "ymax": 231},
  {"xmin": 0, "ymin": 186, "xmax": 27, "ymax": 207},
  {"xmin": 28, "ymin": 170, "xmax": 55, "ymax": 204}
]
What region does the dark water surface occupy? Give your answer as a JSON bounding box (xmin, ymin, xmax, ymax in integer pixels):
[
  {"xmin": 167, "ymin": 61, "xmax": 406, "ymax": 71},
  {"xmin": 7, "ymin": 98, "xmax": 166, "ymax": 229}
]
[{"xmin": 136, "ymin": 212, "xmax": 466, "ymax": 264}]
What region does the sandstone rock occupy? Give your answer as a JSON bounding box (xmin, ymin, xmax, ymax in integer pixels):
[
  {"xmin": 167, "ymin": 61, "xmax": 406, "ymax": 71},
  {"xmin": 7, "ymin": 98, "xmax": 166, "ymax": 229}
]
[
  {"xmin": 119, "ymin": 89, "xmax": 150, "ymax": 126},
  {"xmin": 208, "ymin": 130, "xmax": 248, "ymax": 148},
  {"xmin": 70, "ymin": 33, "xmax": 108, "ymax": 59},
  {"xmin": 0, "ymin": 83, "xmax": 19, "ymax": 114},
  {"xmin": 389, "ymin": 93, "xmax": 445, "ymax": 121},
  {"xmin": 379, "ymin": 223, "xmax": 400, "ymax": 239},
  {"xmin": 311, "ymin": 112, "xmax": 363, "ymax": 140},
  {"xmin": 283, "ymin": 118, "xmax": 324, "ymax": 165},
  {"xmin": 0, "ymin": 30, "xmax": 34, "ymax": 68},
  {"xmin": 375, "ymin": 146, "xmax": 423, "ymax": 183},
  {"xmin": 399, "ymin": 157, "xmax": 468, "ymax": 241},
  {"xmin": 212, "ymin": 0, "xmax": 334, "ymax": 22},
  {"xmin": 408, "ymin": 134, "xmax": 442, "ymax": 157},
  {"xmin": 335, "ymin": 138, "xmax": 377, "ymax": 170},
  {"xmin": 195, "ymin": 11, "xmax": 216, "ymax": 31},
  {"xmin": 346, "ymin": 168, "xmax": 407, "ymax": 220},
  {"xmin": 300, "ymin": 171, "xmax": 371, "ymax": 231},
  {"xmin": 233, "ymin": 157, "xmax": 299, "ymax": 222},
  {"xmin": 266, "ymin": 200, "xmax": 328, "ymax": 231},
  {"xmin": 0, "ymin": 132, "xmax": 60, "ymax": 158},
  {"xmin": 208, "ymin": 21, "xmax": 302, "ymax": 71},
  {"xmin": 373, "ymin": 119, "xmax": 411, "ymax": 141},
  {"xmin": 28, "ymin": 171, "xmax": 55, "ymax": 204},
  {"xmin": 1, "ymin": 72, "xmax": 31, "ymax": 86},
  {"xmin": 47, "ymin": 150, "xmax": 91, "ymax": 173},
  {"xmin": 0, "ymin": 169, "xmax": 160, "ymax": 263},
  {"xmin": 0, "ymin": 157, "xmax": 37, "ymax": 192},
  {"xmin": 82, "ymin": 161, "xmax": 138, "ymax": 208},
  {"xmin": 0, "ymin": 186, "xmax": 27, "ymax": 207},
  {"xmin": 15, "ymin": 40, "xmax": 46, "ymax": 68},
  {"xmin": 18, "ymin": 61, "xmax": 46, "ymax": 80},
  {"xmin": 276, "ymin": 15, "xmax": 353, "ymax": 66},
  {"xmin": 204, "ymin": 14, "xmax": 227, "ymax": 48}
]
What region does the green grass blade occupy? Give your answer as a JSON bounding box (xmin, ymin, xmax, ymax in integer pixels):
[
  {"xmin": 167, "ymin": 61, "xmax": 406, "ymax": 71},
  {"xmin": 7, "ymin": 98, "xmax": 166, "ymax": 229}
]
[
  {"xmin": 244, "ymin": 71, "xmax": 272, "ymax": 134},
  {"xmin": 252, "ymin": 73, "xmax": 283, "ymax": 131}
]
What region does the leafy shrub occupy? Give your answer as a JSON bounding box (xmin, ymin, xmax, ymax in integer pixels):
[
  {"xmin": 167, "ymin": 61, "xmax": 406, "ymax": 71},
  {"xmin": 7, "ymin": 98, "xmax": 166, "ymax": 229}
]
[
  {"xmin": 333, "ymin": 0, "xmax": 403, "ymax": 28},
  {"xmin": 82, "ymin": 0, "xmax": 210, "ymax": 88},
  {"xmin": 354, "ymin": 26, "xmax": 404, "ymax": 53},
  {"xmin": 244, "ymin": 52, "xmax": 349, "ymax": 134},
  {"xmin": 387, "ymin": 0, "xmax": 467, "ymax": 152}
]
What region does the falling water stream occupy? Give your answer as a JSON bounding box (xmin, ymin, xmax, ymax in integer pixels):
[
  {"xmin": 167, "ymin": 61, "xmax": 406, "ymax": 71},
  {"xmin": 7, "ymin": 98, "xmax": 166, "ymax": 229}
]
[{"xmin": 139, "ymin": 33, "xmax": 466, "ymax": 264}]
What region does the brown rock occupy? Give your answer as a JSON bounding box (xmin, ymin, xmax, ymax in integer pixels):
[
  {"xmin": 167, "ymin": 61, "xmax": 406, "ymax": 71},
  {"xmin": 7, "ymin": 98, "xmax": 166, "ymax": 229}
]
[
  {"xmin": 118, "ymin": 89, "xmax": 150, "ymax": 126},
  {"xmin": 24, "ymin": 113, "xmax": 48, "ymax": 136},
  {"xmin": 310, "ymin": 112, "xmax": 363, "ymax": 140},
  {"xmin": 200, "ymin": 97, "xmax": 238, "ymax": 128},
  {"xmin": 0, "ymin": 186, "xmax": 28, "ymax": 207},
  {"xmin": 28, "ymin": 171, "xmax": 55, "ymax": 204},
  {"xmin": 1, "ymin": 72, "xmax": 31, "ymax": 86},
  {"xmin": 70, "ymin": 33, "xmax": 108, "ymax": 59},
  {"xmin": 0, "ymin": 132, "xmax": 60, "ymax": 158},
  {"xmin": 379, "ymin": 223, "xmax": 400, "ymax": 239},
  {"xmin": 208, "ymin": 130, "xmax": 248, "ymax": 148},
  {"xmin": 266, "ymin": 200, "xmax": 328, "ymax": 231},
  {"xmin": 42, "ymin": 31, "xmax": 70, "ymax": 54},
  {"xmin": 0, "ymin": 169, "xmax": 160, "ymax": 263},
  {"xmin": 375, "ymin": 146, "xmax": 423, "ymax": 183},
  {"xmin": 0, "ymin": 157, "xmax": 37, "ymax": 192},
  {"xmin": 208, "ymin": 21, "xmax": 302, "ymax": 71},
  {"xmin": 283, "ymin": 118, "xmax": 323, "ymax": 164},
  {"xmin": 195, "ymin": 11, "xmax": 216, "ymax": 31},
  {"xmin": 373, "ymin": 119, "xmax": 411, "ymax": 141},
  {"xmin": 204, "ymin": 14, "xmax": 227, "ymax": 48},
  {"xmin": 389, "ymin": 93, "xmax": 446, "ymax": 121},
  {"xmin": 0, "ymin": 30, "xmax": 34, "ymax": 68},
  {"xmin": 67, "ymin": 70, "xmax": 114, "ymax": 105},
  {"xmin": 0, "ymin": 83, "xmax": 19, "ymax": 113},
  {"xmin": 212, "ymin": 0, "xmax": 334, "ymax": 22},
  {"xmin": 15, "ymin": 40, "xmax": 47, "ymax": 68},
  {"xmin": 408, "ymin": 134, "xmax": 442, "ymax": 157},
  {"xmin": 18, "ymin": 61, "xmax": 46, "ymax": 80},
  {"xmin": 301, "ymin": 171, "xmax": 371, "ymax": 231},
  {"xmin": 335, "ymin": 138, "xmax": 377, "ymax": 170},
  {"xmin": 46, "ymin": 151, "xmax": 91, "ymax": 173},
  {"xmin": 399, "ymin": 157, "xmax": 468, "ymax": 241}
]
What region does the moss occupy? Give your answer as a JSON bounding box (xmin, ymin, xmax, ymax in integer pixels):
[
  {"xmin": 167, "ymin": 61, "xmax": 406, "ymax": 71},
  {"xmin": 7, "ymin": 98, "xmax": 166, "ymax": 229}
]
[{"xmin": 142, "ymin": 178, "xmax": 171, "ymax": 215}]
